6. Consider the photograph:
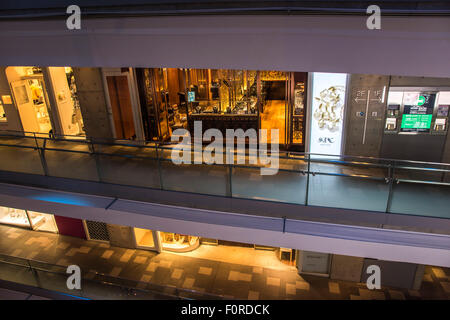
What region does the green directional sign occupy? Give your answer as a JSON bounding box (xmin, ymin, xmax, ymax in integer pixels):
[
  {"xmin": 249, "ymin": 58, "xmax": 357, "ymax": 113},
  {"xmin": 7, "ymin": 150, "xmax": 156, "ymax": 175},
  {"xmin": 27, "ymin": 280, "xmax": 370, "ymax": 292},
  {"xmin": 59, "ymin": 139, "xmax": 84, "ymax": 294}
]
[
  {"xmin": 417, "ymin": 95, "xmax": 426, "ymax": 106},
  {"xmin": 401, "ymin": 114, "xmax": 432, "ymax": 130}
]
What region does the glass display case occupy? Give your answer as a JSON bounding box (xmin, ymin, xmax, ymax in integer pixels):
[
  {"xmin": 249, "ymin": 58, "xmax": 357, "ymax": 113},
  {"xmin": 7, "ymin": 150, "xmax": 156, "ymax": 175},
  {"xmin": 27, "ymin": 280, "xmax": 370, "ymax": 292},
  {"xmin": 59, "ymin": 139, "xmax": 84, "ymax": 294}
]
[{"xmin": 187, "ymin": 69, "xmax": 258, "ymax": 115}]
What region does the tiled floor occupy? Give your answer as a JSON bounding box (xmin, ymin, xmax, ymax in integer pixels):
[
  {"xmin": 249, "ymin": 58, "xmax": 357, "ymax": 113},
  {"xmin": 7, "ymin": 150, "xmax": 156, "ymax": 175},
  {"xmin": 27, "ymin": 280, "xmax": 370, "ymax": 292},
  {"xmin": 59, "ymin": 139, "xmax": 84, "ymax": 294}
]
[{"xmin": 0, "ymin": 224, "xmax": 450, "ymax": 300}]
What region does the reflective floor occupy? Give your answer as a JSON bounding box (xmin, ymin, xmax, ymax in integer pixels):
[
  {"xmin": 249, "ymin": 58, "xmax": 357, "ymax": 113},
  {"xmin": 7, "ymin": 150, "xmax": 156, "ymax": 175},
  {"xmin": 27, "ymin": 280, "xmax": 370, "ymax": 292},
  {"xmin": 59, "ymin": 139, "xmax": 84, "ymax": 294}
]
[{"xmin": 0, "ymin": 225, "xmax": 449, "ymax": 300}]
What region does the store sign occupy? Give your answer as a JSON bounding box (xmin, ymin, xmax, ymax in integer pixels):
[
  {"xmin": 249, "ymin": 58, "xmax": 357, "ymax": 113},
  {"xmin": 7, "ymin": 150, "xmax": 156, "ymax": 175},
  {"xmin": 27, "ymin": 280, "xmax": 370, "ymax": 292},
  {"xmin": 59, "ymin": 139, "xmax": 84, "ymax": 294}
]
[{"xmin": 309, "ymin": 72, "xmax": 348, "ymax": 157}]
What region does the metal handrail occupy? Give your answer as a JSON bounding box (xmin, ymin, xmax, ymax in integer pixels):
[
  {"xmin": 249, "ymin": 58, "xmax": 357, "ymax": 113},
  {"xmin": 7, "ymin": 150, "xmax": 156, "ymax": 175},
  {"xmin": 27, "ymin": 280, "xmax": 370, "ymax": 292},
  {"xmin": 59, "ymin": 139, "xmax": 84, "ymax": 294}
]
[{"xmin": 0, "ymin": 252, "xmax": 224, "ymax": 300}]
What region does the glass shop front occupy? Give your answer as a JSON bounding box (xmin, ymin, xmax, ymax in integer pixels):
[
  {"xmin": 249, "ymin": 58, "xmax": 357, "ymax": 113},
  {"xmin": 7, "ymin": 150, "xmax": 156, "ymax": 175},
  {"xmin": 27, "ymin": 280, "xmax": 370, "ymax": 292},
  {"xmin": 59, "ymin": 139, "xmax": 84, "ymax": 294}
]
[
  {"xmin": 135, "ymin": 68, "xmax": 308, "ymax": 150},
  {"xmin": 5, "ymin": 66, "xmax": 85, "ymax": 138},
  {"xmin": 0, "ymin": 206, "xmax": 58, "ymax": 233},
  {"xmin": 131, "ymin": 226, "xmax": 295, "ymax": 265}
]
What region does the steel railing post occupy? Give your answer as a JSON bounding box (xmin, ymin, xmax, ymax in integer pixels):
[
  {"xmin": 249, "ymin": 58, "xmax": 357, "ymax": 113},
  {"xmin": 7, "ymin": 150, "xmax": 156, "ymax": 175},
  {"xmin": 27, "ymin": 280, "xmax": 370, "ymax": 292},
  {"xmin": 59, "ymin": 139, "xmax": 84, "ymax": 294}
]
[
  {"xmin": 305, "ymin": 153, "xmax": 311, "ymax": 206},
  {"xmin": 35, "ymin": 135, "xmax": 49, "ymax": 176},
  {"xmin": 91, "ymin": 140, "xmax": 103, "ymax": 183},
  {"xmin": 385, "ymin": 161, "xmax": 396, "ymax": 214},
  {"xmin": 156, "ymin": 145, "xmax": 164, "ymax": 190}
]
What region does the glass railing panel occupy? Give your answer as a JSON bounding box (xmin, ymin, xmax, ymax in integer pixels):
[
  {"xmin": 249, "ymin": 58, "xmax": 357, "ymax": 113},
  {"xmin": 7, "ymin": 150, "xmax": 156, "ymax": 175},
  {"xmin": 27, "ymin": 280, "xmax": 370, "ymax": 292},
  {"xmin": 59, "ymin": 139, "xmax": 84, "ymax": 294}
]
[
  {"xmin": 158, "ymin": 145, "xmax": 228, "ymax": 196},
  {"xmin": 389, "ymin": 162, "xmax": 450, "ymax": 218},
  {"xmin": 393, "ymin": 161, "xmax": 449, "ymax": 182},
  {"xmin": 0, "ymin": 134, "xmax": 39, "ymax": 148},
  {"xmin": 231, "ymin": 165, "xmax": 307, "ymax": 204},
  {"xmin": 307, "ymin": 158, "xmax": 391, "ymax": 212},
  {"xmin": 44, "ymin": 139, "xmax": 91, "ymax": 153},
  {"xmin": 94, "ymin": 143, "xmax": 158, "ymax": 158},
  {"xmin": 34, "ymin": 269, "xmax": 83, "ymax": 296},
  {"xmin": 0, "ymin": 144, "xmax": 44, "ymax": 175},
  {"xmin": 96, "ymin": 153, "xmax": 160, "ymax": 189},
  {"xmin": 160, "ymin": 160, "xmax": 228, "ymax": 196},
  {"xmin": 0, "ymin": 255, "xmax": 38, "ymax": 287},
  {"xmin": 44, "ymin": 149, "xmax": 99, "ymax": 182}
]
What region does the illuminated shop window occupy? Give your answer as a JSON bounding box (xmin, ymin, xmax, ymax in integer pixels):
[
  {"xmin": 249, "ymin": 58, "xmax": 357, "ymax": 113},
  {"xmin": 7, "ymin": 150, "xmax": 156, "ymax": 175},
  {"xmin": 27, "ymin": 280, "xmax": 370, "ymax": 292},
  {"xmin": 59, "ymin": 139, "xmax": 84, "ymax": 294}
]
[
  {"xmin": 160, "ymin": 232, "xmax": 199, "ymax": 253},
  {"xmin": 0, "ymin": 206, "xmax": 58, "ymax": 233},
  {"xmin": 28, "ymin": 211, "xmax": 58, "ymax": 233},
  {"xmin": 0, "ymin": 207, "xmax": 30, "ymax": 228}
]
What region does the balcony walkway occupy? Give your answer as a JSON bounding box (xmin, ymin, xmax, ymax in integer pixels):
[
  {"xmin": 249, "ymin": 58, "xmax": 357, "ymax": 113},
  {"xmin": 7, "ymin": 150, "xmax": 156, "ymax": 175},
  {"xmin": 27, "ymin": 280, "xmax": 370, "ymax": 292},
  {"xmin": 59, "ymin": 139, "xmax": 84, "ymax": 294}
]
[
  {"xmin": 1, "ymin": 225, "xmax": 449, "ymax": 300},
  {"xmin": 0, "ymin": 134, "xmax": 449, "ymax": 222}
]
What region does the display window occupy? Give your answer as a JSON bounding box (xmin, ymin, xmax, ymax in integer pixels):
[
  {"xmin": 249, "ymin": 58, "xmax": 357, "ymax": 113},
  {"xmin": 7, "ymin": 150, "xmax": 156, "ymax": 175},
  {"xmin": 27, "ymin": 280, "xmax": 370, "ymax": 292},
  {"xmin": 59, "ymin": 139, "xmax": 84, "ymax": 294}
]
[
  {"xmin": 5, "ymin": 66, "xmax": 86, "ymax": 139},
  {"xmin": 28, "ymin": 211, "xmax": 58, "ymax": 233},
  {"xmin": 6, "ymin": 66, "xmax": 53, "ymax": 136},
  {"xmin": 160, "ymin": 231, "xmax": 200, "ymax": 253},
  {"xmin": 134, "ymin": 227, "xmax": 157, "ymax": 249},
  {"xmin": 0, "ymin": 206, "xmax": 58, "ymax": 233},
  {"xmin": 0, "ymin": 207, "xmax": 30, "ymax": 228},
  {"xmin": 136, "ymin": 68, "xmax": 308, "ymax": 150}
]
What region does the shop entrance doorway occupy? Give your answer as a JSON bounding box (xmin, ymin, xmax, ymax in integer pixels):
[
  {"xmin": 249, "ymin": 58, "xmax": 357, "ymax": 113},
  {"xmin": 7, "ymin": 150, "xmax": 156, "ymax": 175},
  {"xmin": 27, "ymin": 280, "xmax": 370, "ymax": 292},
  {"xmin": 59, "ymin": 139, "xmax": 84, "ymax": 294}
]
[
  {"xmin": 7, "ymin": 67, "xmax": 53, "ymax": 136},
  {"xmin": 133, "ymin": 227, "xmax": 161, "ymax": 252},
  {"xmin": 103, "ymin": 68, "xmax": 144, "ymax": 141},
  {"xmin": 260, "ymin": 71, "xmax": 288, "ymax": 145}
]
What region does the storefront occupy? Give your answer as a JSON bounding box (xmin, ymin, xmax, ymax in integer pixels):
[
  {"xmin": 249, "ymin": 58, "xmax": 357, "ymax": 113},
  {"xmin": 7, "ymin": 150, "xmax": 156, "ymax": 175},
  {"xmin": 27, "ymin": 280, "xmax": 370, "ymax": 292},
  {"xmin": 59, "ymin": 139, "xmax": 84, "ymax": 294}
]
[
  {"xmin": 381, "ymin": 89, "xmax": 450, "ymax": 162},
  {"xmin": 133, "ymin": 68, "xmax": 308, "ymax": 150},
  {"xmin": 4, "ymin": 66, "xmax": 85, "ymax": 138},
  {"xmin": 0, "ymin": 205, "xmax": 58, "ymax": 233}
]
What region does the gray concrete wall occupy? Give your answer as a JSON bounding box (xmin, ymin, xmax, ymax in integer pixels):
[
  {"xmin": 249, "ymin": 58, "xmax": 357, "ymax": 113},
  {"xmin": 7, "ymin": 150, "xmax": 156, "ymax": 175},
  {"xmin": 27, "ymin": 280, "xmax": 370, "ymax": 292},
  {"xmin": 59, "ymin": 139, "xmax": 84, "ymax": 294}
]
[
  {"xmin": 106, "ymin": 224, "xmax": 135, "ymax": 249},
  {"xmin": 344, "ymin": 74, "xmax": 390, "ymax": 158},
  {"xmin": 390, "ymin": 76, "xmax": 450, "ymax": 87},
  {"xmin": 72, "ymin": 68, "xmax": 113, "ymax": 141},
  {"xmin": 330, "ymin": 254, "xmax": 364, "ymax": 282}
]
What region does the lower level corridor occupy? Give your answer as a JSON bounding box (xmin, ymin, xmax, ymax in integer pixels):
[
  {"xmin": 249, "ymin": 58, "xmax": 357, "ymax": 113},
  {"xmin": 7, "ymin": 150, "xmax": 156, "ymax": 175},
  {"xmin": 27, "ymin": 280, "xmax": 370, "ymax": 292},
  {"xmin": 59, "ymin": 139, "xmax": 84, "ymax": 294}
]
[{"xmin": 0, "ymin": 224, "xmax": 449, "ymax": 300}]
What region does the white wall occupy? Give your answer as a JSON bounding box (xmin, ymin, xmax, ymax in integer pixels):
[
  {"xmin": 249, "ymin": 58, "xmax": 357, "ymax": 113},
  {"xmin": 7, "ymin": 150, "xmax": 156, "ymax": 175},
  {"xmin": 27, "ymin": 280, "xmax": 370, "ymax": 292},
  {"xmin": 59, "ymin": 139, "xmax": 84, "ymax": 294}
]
[{"xmin": 0, "ymin": 15, "xmax": 449, "ymax": 77}]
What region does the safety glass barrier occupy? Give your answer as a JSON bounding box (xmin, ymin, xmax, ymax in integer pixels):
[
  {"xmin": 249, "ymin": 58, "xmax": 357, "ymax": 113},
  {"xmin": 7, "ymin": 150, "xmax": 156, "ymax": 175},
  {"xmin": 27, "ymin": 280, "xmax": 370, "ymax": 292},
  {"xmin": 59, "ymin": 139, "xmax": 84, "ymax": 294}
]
[
  {"xmin": 307, "ymin": 156, "xmax": 391, "ymax": 212},
  {"xmin": 95, "ymin": 151, "xmax": 161, "ymax": 189},
  {"xmin": 231, "ymin": 162, "xmax": 307, "ymax": 204},
  {"xmin": 42, "ymin": 141, "xmax": 99, "ymax": 182},
  {"xmin": 0, "ymin": 143, "xmax": 45, "ymax": 175},
  {"xmin": 389, "ymin": 161, "xmax": 450, "ymax": 219},
  {"xmin": 0, "ymin": 133, "xmax": 40, "ymax": 148}
]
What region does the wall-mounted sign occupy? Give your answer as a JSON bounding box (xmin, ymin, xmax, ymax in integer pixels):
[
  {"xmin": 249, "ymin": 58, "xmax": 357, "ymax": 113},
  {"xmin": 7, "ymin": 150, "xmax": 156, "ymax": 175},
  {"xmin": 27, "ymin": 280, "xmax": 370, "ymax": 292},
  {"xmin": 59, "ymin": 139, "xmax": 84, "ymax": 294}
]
[{"xmin": 309, "ymin": 72, "xmax": 348, "ymax": 157}]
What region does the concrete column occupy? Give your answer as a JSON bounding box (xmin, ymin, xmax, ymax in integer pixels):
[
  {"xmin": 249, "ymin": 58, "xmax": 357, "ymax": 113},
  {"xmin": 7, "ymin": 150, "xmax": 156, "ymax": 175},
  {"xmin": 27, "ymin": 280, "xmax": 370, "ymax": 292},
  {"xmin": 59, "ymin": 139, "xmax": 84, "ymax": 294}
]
[
  {"xmin": 72, "ymin": 68, "xmax": 114, "ymax": 142},
  {"xmin": 343, "ymin": 74, "xmax": 390, "ymax": 158},
  {"xmin": 330, "ymin": 254, "xmax": 364, "ymax": 282},
  {"xmin": 106, "ymin": 224, "xmax": 136, "ymax": 249}
]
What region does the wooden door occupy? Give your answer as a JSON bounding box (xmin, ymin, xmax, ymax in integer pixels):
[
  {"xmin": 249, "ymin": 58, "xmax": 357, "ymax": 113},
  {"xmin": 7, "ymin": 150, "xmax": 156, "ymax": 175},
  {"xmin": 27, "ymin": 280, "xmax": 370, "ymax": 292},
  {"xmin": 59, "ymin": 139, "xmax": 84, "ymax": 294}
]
[{"xmin": 106, "ymin": 75, "xmax": 136, "ymax": 140}]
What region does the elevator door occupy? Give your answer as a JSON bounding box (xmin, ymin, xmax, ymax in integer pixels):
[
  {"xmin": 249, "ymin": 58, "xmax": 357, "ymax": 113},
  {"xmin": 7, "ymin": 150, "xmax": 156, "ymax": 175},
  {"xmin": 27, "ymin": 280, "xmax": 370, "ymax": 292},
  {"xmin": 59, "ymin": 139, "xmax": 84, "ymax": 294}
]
[{"xmin": 106, "ymin": 75, "xmax": 136, "ymax": 140}]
